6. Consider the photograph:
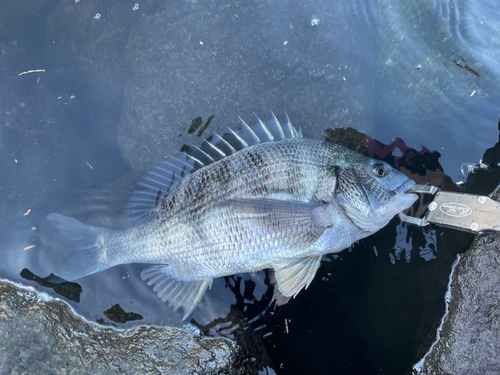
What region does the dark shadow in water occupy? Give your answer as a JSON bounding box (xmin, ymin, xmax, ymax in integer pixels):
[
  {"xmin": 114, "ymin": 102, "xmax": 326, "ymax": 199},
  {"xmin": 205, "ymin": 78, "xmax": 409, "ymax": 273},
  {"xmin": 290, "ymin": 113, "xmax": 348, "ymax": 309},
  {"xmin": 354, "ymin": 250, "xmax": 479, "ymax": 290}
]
[
  {"xmin": 20, "ymin": 268, "xmax": 82, "ymax": 303},
  {"xmin": 103, "ymin": 304, "xmax": 143, "ymax": 324}
]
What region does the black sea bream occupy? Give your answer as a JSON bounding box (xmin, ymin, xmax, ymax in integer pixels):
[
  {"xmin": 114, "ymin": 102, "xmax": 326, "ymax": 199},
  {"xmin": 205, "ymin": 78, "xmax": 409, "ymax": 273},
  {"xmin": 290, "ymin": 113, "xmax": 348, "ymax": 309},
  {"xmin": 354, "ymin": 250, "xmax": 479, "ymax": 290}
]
[{"xmin": 48, "ymin": 113, "xmax": 418, "ymax": 320}]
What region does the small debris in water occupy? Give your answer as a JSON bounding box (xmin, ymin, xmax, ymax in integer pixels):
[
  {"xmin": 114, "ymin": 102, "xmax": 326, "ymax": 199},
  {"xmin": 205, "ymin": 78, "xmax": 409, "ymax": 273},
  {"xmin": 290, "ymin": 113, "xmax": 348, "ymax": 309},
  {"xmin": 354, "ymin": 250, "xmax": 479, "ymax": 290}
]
[
  {"xmin": 311, "ymin": 18, "xmax": 319, "ymax": 27},
  {"xmin": 18, "ymin": 69, "xmax": 46, "ymax": 76},
  {"xmin": 23, "ymin": 208, "xmax": 31, "ymax": 216},
  {"xmin": 415, "ymin": 64, "xmax": 422, "ymax": 70},
  {"xmin": 24, "ymin": 245, "xmax": 36, "ymax": 251},
  {"xmin": 86, "ymin": 162, "xmax": 93, "ymax": 169},
  {"xmin": 94, "ymin": 13, "xmax": 101, "ymax": 20},
  {"xmin": 470, "ymin": 89, "xmax": 476, "ymax": 97},
  {"xmin": 453, "ymin": 55, "xmax": 480, "ymax": 77},
  {"xmin": 133, "ymin": 3, "xmax": 139, "ymax": 11},
  {"xmin": 78, "ymin": 57, "xmax": 92, "ymax": 65}
]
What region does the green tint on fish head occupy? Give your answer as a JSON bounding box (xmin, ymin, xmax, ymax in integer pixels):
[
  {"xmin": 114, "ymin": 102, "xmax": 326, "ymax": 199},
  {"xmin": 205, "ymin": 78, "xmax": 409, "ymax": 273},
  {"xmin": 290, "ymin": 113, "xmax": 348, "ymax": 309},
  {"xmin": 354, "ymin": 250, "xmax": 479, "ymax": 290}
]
[{"xmin": 335, "ymin": 154, "xmax": 418, "ymax": 233}]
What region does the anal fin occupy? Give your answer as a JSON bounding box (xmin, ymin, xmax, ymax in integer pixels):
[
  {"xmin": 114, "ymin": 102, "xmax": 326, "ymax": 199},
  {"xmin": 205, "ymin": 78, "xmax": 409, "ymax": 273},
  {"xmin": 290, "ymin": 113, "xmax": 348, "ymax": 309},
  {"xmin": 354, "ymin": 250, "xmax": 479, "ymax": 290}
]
[
  {"xmin": 141, "ymin": 265, "xmax": 212, "ymax": 320},
  {"xmin": 270, "ymin": 256, "xmax": 322, "ymax": 306}
]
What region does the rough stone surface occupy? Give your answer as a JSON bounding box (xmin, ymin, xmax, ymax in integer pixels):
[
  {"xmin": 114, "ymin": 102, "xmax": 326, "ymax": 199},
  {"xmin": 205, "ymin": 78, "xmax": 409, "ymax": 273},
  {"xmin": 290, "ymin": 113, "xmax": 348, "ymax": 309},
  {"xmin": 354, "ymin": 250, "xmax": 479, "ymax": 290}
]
[
  {"xmin": 419, "ymin": 184, "xmax": 500, "ymax": 375},
  {"xmin": 0, "ymin": 280, "xmax": 256, "ymax": 375}
]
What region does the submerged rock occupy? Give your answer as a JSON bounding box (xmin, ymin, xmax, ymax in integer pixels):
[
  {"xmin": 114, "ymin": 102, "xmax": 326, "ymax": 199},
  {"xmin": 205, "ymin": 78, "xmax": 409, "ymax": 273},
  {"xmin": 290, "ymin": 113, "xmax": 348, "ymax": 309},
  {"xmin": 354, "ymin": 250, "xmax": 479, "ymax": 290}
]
[
  {"xmin": 415, "ymin": 184, "xmax": 500, "ymax": 375},
  {"xmin": 0, "ymin": 280, "xmax": 257, "ymax": 375}
]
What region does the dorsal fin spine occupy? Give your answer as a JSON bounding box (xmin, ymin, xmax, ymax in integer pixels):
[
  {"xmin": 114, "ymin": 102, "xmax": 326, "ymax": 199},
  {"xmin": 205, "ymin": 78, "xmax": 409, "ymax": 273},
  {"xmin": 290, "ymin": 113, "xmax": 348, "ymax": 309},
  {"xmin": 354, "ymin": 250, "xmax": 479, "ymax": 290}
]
[
  {"xmin": 271, "ymin": 111, "xmax": 285, "ymax": 140},
  {"xmin": 190, "ymin": 145, "xmax": 216, "ymax": 163},
  {"xmin": 204, "ymin": 140, "xmax": 226, "ymax": 157},
  {"xmin": 284, "ymin": 112, "xmax": 298, "ymax": 138},
  {"xmin": 226, "ymin": 127, "xmax": 249, "ymax": 148},
  {"xmin": 214, "ymin": 132, "xmax": 237, "ymax": 153},
  {"xmin": 185, "ymin": 154, "xmax": 204, "ymax": 166},
  {"xmin": 254, "ymin": 113, "xmax": 274, "ymax": 141},
  {"xmin": 239, "ymin": 116, "xmax": 261, "ymax": 143},
  {"xmin": 288, "ymin": 123, "xmax": 299, "ymax": 138}
]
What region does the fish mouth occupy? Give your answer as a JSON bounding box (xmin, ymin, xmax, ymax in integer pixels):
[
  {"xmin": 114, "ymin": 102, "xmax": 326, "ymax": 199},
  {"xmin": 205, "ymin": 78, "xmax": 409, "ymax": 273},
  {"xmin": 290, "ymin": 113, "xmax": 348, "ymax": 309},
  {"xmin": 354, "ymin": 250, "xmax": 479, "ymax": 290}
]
[
  {"xmin": 397, "ymin": 179, "xmax": 416, "ymax": 195},
  {"xmin": 396, "ymin": 179, "xmax": 418, "ymax": 201}
]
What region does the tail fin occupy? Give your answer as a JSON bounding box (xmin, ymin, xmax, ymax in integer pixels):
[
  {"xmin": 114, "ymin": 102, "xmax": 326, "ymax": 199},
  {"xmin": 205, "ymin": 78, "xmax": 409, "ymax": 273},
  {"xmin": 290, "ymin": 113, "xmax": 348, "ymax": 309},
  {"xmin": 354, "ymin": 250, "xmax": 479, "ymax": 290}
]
[{"xmin": 47, "ymin": 213, "xmax": 111, "ymax": 281}]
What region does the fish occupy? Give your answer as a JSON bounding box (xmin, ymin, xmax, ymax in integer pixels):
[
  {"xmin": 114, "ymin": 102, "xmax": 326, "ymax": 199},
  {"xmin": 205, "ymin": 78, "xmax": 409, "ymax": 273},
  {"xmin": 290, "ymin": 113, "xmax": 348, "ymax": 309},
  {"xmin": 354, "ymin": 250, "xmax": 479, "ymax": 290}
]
[{"xmin": 47, "ymin": 113, "xmax": 418, "ymax": 320}]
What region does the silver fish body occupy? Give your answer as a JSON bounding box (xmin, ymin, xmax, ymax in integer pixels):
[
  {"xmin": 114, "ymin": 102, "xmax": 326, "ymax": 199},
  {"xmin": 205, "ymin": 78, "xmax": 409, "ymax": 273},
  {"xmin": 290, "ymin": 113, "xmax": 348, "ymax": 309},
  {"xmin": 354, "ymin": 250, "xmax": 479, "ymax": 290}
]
[{"xmin": 48, "ymin": 115, "xmax": 417, "ymax": 319}]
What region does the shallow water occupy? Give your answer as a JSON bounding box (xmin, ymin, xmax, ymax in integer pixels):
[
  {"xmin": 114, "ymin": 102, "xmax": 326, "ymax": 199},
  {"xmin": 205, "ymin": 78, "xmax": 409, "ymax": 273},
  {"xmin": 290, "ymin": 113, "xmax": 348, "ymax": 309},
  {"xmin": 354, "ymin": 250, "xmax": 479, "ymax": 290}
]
[{"xmin": 1, "ymin": 0, "xmax": 499, "ymax": 373}]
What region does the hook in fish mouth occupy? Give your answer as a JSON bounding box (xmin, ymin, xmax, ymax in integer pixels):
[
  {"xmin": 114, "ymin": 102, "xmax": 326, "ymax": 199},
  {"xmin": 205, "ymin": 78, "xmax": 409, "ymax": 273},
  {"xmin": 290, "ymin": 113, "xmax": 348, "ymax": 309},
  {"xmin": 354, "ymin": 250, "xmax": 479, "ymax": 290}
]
[
  {"xmin": 396, "ymin": 180, "xmax": 418, "ymax": 204},
  {"xmin": 397, "ymin": 180, "xmax": 416, "ymax": 194}
]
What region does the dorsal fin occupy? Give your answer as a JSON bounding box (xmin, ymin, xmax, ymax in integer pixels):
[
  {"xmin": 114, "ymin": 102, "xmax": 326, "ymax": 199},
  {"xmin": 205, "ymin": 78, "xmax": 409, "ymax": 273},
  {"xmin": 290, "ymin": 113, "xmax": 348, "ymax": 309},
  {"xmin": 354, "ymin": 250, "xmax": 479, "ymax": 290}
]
[
  {"xmin": 125, "ymin": 153, "xmax": 197, "ymax": 224},
  {"xmin": 125, "ymin": 111, "xmax": 302, "ymax": 225}
]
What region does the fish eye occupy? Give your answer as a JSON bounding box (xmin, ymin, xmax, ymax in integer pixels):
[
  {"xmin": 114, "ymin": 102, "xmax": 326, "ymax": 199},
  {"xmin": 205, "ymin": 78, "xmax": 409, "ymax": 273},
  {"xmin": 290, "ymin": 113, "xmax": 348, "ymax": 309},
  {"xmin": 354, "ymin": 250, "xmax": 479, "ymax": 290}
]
[{"xmin": 373, "ymin": 165, "xmax": 387, "ymax": 178}]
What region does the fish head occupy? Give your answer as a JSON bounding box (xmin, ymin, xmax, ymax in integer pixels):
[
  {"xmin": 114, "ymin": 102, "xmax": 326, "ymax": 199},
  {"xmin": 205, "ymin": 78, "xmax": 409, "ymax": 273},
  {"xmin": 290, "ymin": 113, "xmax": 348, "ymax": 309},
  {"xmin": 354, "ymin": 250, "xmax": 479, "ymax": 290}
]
[{"xmin": 335, "ymin": 153, "xmax": 418, "ymax": 233}]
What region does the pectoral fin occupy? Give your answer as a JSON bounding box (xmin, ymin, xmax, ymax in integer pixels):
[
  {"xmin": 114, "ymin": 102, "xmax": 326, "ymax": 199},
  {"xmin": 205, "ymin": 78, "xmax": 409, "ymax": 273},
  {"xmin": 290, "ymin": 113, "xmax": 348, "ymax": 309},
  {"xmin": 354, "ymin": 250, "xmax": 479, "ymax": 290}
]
[
  {"xmin": 141, "ymin": 265, "xmax": 212, "ymax": 320},
  {"xmin": 216, "ymin": 199, "xmax": 329, "ymax": 253},
  {"xmin": 270, "ymin": 255, "xmax": 322, "ymax": 306}
]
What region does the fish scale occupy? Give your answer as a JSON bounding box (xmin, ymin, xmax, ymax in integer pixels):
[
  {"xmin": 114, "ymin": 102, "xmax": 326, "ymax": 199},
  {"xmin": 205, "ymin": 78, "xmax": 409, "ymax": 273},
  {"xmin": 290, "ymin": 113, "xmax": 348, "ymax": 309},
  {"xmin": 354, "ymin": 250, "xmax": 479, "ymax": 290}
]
[{"xmin": 47, "ymin": 113, "xmax": 417, "ymax": 320}]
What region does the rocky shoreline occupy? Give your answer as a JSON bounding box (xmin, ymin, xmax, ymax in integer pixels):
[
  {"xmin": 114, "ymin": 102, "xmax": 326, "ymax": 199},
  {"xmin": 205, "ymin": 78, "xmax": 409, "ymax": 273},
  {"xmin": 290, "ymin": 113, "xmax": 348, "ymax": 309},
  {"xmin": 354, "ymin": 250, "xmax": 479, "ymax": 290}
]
[{"xmin": 0, "ymin": 280, "xmax": 258, "ymax": 375}]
